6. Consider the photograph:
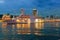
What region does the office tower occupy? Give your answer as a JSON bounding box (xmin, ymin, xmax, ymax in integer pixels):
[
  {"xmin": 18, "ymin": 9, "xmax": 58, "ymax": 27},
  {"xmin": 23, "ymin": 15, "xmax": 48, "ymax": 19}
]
[{"xmin": 33, "ymin": 9, "xmax": 38, "ymax": 17}]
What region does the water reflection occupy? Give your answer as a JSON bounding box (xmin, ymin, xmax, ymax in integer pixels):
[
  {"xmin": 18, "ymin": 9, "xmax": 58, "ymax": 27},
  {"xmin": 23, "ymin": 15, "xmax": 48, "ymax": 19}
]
[
  {"xmin": 2, "ymin": 22, "xmax": 7, "ymax": 28},
  {"xmin": 1, "ymin": 21, "xmax": 60, "ymax": 40},
  {"xmin": 2, "ymin": 22, "xmax": 7, "ymax": 34},
  {"xmin": 16, "ymin": 23, "xmax": 31, "ymax": 34},
  {"xmin": 35, "ymin": 22, "xmax": 44, "ymax": 29},
  {"xmin": 1, "ymin": 22, "xmax": 45, "ymax": 35},
  {"xmin": 1, "ymin": 22, "xmax": 60, "ymax": 36},
  {"xmin": 35, "ymin": 22, "xmax": 44, "ymax": 35},
  {"xmin": 44, "ymin": 22, "xmax": 60, "ymax": 36}
]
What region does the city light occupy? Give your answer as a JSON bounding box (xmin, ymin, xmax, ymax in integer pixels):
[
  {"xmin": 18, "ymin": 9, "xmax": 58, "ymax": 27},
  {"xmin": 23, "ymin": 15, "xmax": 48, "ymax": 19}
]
[
  {"xmin": 16, "ymin": 19, "xmax": 20, "ymax": 22},
  {"xmin": 35, "ymin": 19, "xmax": 38, "ymax": 22}
]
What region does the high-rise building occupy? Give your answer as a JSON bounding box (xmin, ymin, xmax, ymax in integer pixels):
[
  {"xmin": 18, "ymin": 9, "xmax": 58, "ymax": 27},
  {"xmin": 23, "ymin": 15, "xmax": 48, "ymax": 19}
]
[{"xmin": 32, "ymin": 9, "xmax": 38, "ymax": 17}]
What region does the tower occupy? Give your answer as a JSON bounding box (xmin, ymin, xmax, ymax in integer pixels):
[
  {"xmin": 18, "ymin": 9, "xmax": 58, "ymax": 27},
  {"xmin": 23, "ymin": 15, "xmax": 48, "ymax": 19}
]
[
  {"xmin": 33, "ymin": 9, "xmax": 38, "ymax": 17},
  {"xmin": 20, "ymin": 8, "xmax": 24, "ymax": 16}
]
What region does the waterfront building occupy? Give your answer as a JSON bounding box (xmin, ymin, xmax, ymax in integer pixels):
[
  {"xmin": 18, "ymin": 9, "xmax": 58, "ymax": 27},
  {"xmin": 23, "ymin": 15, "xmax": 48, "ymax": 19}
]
[
  {"xmin": 16, "ymin": 15, "xmax": 30, "ymax": 23},
  {"xmin": 2, "ymin": 14, "xmax": 11, "ymax": 21},
  {"xmin": 32, "ymin": 9, "xmax": 38, "ymax": 17},
  {"xmin": 16, "ymin": 8, "xmax": 30, "ymax": 23}
]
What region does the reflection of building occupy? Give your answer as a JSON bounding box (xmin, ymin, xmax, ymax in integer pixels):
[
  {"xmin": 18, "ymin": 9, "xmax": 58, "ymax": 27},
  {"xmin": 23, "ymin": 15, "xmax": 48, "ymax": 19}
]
[
  {"xmin": 2, "ymin": 14, "xmax": 11, "ymax": 21},
  {"xmin": 16, "ymin": 23, "xmax": 31, "ymax": 34},
  {"xmin": 33, "ymin": 9, "xmax": 38, "ymax": 17},
  {"xmin": 35, "ymin": 17, "xmax": 44, "ymax": 29}
]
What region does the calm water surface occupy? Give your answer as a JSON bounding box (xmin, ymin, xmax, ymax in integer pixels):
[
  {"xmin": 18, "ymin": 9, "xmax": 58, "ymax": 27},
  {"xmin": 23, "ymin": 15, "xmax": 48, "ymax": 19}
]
[{"xmin": 0, "ymin": 22, "xmax": 60, "ymax": 40}]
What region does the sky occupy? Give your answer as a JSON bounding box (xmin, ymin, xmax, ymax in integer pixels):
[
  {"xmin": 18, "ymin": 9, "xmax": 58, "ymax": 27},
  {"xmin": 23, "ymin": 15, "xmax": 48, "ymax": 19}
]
[{"xmin": 0, "ymin": 0, "xmax": 60, "ymax": 16}]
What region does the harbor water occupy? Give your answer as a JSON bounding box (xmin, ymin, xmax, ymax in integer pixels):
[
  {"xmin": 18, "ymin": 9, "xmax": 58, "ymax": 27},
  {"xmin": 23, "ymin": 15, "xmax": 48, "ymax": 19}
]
[{"xmin": 0, "ymin": 22, "xmax": 60, "ymax": 40}]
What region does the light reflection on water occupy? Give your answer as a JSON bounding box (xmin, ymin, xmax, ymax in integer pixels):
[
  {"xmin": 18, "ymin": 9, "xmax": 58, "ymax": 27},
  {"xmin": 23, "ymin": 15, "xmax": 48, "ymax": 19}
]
[
  {"xmin": 1, "ymin": 22, "xmax": 60, "ymax": 35},
  {"xmin": 1, "ymin": 22, "xmax": 45, "ymax": 35},
  {"xmin": 0, "ymin": 22, "xmax": 60, "ymax": 40}
]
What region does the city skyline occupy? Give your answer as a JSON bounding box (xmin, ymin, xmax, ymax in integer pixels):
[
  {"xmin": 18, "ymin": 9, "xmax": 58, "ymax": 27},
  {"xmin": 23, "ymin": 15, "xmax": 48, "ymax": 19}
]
[{"xmin": 0, "ymin": 0, "xmax": 60, "ymax": 17}]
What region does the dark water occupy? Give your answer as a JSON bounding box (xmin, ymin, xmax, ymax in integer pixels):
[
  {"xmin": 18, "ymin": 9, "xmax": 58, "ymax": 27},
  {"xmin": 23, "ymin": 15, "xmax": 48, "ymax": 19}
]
[{"xmin": 0, "ymin": 22, "xmax": 60, "ymax": 40}]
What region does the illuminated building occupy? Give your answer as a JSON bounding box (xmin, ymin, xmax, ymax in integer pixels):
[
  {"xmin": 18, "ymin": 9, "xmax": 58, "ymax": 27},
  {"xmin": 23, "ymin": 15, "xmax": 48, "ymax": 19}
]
[
  {"xmin": 2, "ymin": 14, "xmax": 11, "ymax": 21},
  {"xmin": 33, "ymin": 9, "xmax": 38, "ymax": 17},
  {"xmin": 16, "ymin": 8, "xmax": 31, "ymax": 23},
  {"xmin": 16, "ymin": 15, "xmax": 30, "ymax": 23}
]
